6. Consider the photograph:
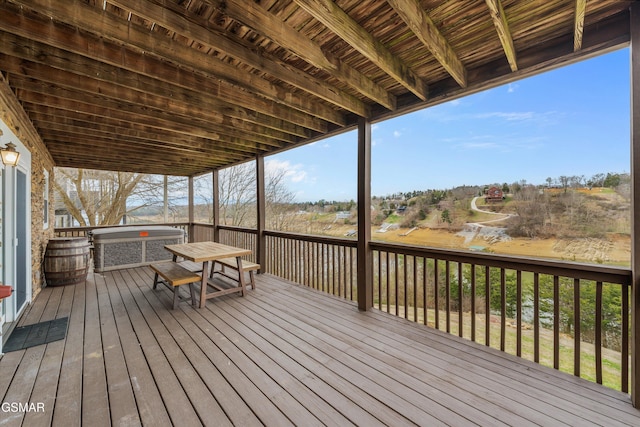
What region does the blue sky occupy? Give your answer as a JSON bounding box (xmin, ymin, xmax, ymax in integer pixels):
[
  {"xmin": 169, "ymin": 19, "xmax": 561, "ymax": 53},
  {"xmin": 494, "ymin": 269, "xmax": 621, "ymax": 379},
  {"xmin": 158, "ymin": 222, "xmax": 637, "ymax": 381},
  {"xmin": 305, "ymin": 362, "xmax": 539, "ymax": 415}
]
[{"xmin": 267, "ymin": 47, "xmax": 630, "ymax": 202}]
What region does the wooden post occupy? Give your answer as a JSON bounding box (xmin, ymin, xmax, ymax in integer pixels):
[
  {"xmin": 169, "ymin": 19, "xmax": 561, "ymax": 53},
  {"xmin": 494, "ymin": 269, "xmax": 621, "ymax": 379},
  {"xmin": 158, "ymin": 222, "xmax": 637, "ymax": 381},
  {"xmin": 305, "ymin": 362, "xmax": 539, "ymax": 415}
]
[
  {"xmin": 256, "ymin": 155, "xmax": 266, "ymax": 272},
  {"xmin": 630, "ymin": 0, "xmax": 640, "ymax": 408},
  {"xmin": 212, "ymin": 169, "xmax": 220, "ymax": 242},
  {"xmin": 163, "ymin": 175, "xmax": 169, "ymax": 223},
  {"xmin": 357, "ymin": 116, "xmax": 373, "ymax": 311},
  {"xmin": 188, "ymin": 175, "xmax": 194, "ymax": 243}
]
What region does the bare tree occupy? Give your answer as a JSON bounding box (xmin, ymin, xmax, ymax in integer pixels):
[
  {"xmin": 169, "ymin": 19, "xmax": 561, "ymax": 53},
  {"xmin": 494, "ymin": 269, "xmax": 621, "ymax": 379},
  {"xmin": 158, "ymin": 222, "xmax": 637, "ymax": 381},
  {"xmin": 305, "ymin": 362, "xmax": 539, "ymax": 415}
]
[
  {"xmin": 265, "ymin": 166, "xmax": 297, "ymax": 230},
  {"xmin": 219, "ymin": 162, "xmax": 256, "ymax": 227},
  {"xmin": 53, "ymin": 168, "xmax": 165, "ymax": 226},
  {"xmin": 217, "ymin": 160, "xmax": 297, "ymax": 229}
]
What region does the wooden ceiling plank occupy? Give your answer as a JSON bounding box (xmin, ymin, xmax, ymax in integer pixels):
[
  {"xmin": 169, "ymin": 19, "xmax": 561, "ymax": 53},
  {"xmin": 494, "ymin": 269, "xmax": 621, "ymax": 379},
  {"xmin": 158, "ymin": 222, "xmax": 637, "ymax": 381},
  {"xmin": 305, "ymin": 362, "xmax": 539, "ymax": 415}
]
[
  {"xmin": 1, "ymin": 54, "xmax": 299, "ymax": 147},
  {"xmin": 484, "ymin": 0, "xmax": 518, "ymax": 72},
  {"xmin": 386, "ymin": 0, "xmax": 467, "ymax": 87},
  {"xmin": 42, "ymin": 134, "xmax": 237, "ymax": 166},
  {"xmin": 1, "ymin": 0, "xmax": 332, "ymax": 132},
  {"xmin": 292, "ymin": 0, "xmax": 428, "ymax": 101},
  {"xmin": 29, "ymin": 114, "xmax": 248, "ymax": 159},
  {"xmin": 212, "ymin": 0, "xmax": 395, "ymax": 111},
  {"xmin": 109, "ymin": 0, "xmax": 374, "ymax": 117},
  {"xmin": 574, "ymin": 0, "xmax": 587, "ymax": 51},
  {"xmin": 17, "ymin": 88, "xmax": 279, "ymax": 154}
]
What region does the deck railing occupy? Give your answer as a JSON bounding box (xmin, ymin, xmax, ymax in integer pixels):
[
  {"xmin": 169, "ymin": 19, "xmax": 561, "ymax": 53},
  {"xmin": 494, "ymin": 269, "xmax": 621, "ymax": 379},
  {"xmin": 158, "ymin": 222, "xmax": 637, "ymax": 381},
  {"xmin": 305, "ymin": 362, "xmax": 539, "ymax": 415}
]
[
  {"xmin": 264, "ymin": 230, "xmax": 358, "ymax": 299},
  {"xmin": 54, "ymin": 223, "xmax": 190, "ymax": 239},
  {"xmin": 54, "ymin": 224, "xmax": 632, "ymax": 392},
  {"xmin": 370, "ymin": 241, "xmax": 632, "ymax": 392}
]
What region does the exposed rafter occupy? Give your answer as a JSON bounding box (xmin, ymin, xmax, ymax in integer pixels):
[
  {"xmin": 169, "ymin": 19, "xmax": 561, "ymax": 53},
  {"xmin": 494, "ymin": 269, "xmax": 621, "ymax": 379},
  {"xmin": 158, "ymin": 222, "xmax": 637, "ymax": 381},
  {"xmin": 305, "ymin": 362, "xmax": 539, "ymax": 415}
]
[
  {"xmin": 292, "ymin": 0, "xmax": 428, "ymax": 101},
  {"xmin": 108, "ymin": 0, "xmax": 371, "ymax": 117},
  {"xmin": 485, "ymin": 0, "xmax": 518, "ymax": 72},
  {"xmin": 386, "ymin": 0, "xmax": 467, "ymax": 87},
  {"xmin": 574, "ymin": 0, "xmax": 587, "ymax": 51}
]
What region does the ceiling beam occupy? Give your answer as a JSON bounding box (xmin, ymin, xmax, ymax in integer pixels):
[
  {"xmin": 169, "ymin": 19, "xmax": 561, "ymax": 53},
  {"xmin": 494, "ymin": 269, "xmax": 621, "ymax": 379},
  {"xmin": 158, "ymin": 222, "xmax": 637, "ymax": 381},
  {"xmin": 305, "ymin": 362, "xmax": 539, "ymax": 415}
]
[
  {"xmin": 484, "ymin": 0, "xmax": 518, "ymax": 72},
  {"xmin": 292, "ymin": 0, "xmax": 428, "ymax": 101},
  {"xmin": 386, "ymin": 0, "xmax": 467, "ymax": 87},
  {"xmin": 108, "ymin": 0, "xmax": 371, "ymax": 117},
  {"xmin": 574, "ymin": 0, "xmax": 587, "ymax": 51},
  {"xmin": 211, "ymin": 0, "xmax": 396, "ymax": 110},
  {"xmin": 2, "ymin": 0, "xmax": 345, "ymax": 126},
  {"xmin": 1, "ymin": 54, "xmax": 304, "ymax": 147}
]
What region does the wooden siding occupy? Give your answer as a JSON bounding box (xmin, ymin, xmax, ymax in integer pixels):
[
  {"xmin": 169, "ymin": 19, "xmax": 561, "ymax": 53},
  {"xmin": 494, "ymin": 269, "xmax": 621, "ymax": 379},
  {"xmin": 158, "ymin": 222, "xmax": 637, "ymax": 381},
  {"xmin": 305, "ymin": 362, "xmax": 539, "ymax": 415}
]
[{"xmin": 1, "ymin": 268, "xmax": 639, "ymax": 426}]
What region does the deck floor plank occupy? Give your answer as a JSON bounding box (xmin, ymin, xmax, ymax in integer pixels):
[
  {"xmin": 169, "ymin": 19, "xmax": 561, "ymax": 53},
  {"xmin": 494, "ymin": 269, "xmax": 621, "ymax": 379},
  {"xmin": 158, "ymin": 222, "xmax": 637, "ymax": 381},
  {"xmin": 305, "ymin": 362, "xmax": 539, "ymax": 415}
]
[
  {"xmin": 269, "ymin": 275, "xmax": 640, "ymax": 425},
  {"xmin": 116, "ymin": 268, "xmax": 232, "ymax": 426},
  {"xmin": 133, "ymin": 267, "xmax": 295, "ymax": 426},
  {"xmin": 234, "ymin": 279, "xmax": 512, "ymax": 426},
  {"xmin": 102, "ymin": 265, "xmax": 172, "ymax": 426},
  {"xmin": 51, "ymin": 274, "xmax": 85, "ymax": 427},
  {"xmin": 215, "ymin": 291, "xmax": 424, "ymax": 427},
  {"xmin": 108, "ymin": 270, "xmax": 203, "ymax": 426},
  {"xmin": 81, "ymin": 275, "xmax": 110, "ymax": 427},
  {"xmin": 93, "ymin": 272, "xmax": 141, "ymax": 426},
  {"xmin": 0, "ymin": 346, "xmax": 46, "ymax": 427},
  {"xmin": 258, "ymin": 277, "xmax": 609, "ymax": 426},
  {"xmin": 125, "ymin": 267, "xmax": 261, "ymax": 427},
  {"xmin": 1, "ymin": 268, "xmax": 640, "ymax": 426}
]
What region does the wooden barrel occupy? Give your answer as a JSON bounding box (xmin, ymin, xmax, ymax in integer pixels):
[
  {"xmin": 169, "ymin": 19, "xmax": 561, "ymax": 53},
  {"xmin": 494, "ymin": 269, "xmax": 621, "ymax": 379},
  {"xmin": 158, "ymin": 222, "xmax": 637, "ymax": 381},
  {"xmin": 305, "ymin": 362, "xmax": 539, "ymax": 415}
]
[{"xmin": 44, "ymin": 237, "xmax": 91, "ymax": 287}]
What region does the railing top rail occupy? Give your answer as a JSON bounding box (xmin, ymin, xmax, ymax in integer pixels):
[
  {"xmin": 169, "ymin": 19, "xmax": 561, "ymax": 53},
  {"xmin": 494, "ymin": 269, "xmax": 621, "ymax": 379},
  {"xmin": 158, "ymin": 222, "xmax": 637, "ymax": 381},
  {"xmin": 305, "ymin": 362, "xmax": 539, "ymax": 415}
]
[
  {"xmin": 217, "ymin": 224, "xmax": 258, "ymax": 234},
  {"xmin": 265, "ymin": 230, "xmax": 358, "ymax": 247},
  {"xmin": 55, "ymin": 222, "xmax": 190, "ymax": 233},
  {"xmin": 370, "ymin": 241, "xmax": 631, "ymax": 286}
]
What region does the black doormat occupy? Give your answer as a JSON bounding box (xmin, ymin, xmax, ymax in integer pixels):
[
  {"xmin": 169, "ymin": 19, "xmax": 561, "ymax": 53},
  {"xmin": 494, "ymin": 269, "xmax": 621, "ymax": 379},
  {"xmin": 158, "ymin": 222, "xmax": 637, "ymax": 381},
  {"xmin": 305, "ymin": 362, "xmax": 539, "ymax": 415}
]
[{"xmin": 3, "ymin": 317, "xmax": 69, "ymax": 352}]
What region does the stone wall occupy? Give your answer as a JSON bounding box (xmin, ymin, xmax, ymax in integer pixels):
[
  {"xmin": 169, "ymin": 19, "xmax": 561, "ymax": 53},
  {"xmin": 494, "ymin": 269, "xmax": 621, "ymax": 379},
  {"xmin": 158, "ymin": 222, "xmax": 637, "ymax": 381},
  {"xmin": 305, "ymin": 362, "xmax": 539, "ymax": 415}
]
[{"xmin": 0, "ymin": 74, "xmax": 55, "ymax": 298}]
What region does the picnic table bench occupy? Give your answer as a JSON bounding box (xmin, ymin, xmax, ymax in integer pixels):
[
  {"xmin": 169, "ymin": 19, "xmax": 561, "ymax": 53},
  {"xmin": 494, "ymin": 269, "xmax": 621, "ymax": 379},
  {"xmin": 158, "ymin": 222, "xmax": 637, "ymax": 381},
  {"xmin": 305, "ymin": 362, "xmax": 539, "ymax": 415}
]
[
  {"xmin": 211, "ymin": 257, "xmax": 260, "ymax": 289},
  {"xmin": 150, "ymin": 261, "xmax": 200, "ymax": 309}
]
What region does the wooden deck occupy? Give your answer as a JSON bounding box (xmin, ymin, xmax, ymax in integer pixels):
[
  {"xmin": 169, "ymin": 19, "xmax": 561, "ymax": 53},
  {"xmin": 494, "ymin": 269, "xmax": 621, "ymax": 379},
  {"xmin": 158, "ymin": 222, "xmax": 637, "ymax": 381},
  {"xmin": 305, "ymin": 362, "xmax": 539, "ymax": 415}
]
[{"xmin": 1, "ymin": 267, "xmax": 639, "ymax": 426}]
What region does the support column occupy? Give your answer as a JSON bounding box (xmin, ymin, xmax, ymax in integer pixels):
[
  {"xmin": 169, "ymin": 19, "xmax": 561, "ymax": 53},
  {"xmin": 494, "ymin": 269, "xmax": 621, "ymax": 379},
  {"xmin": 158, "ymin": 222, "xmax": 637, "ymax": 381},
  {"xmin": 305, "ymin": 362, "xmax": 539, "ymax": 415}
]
[
  {"xmin": 630, "ymin": 0, "xmax": 640, "ymax": 408},
  {"xmin": 357, "ymin": 117, "xmax": 373, "ymax": 311},
  {"xmin": 188, "ymin": 175, "xmax": 194, "ymax": 242},
  {"xmin": 212, "ymin": 169, "xmax": 220, "ymax": 242},
  {"xmin": 256, "ymin": 155, "xmax": 266, "ymax": 272},
  {"xmin": 163, "ymin": 175, "xmax": 169, "ymax": 223}
]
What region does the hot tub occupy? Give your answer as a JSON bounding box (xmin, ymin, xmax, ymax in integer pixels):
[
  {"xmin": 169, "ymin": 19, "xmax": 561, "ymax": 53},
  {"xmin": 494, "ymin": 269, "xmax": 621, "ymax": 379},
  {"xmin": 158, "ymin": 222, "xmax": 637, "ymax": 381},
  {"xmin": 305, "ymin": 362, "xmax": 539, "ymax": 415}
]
[{"xmin": 91, "ymin": 226, "xmax": 185, "ymax": 272}]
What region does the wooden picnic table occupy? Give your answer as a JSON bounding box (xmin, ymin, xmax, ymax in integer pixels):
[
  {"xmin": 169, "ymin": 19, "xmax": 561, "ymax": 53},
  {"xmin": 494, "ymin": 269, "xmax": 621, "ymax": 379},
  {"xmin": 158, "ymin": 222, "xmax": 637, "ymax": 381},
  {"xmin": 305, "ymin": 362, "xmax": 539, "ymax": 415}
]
[{"xmin": 164, "ymin": 241, "xmax": 252, "ymax": 308}]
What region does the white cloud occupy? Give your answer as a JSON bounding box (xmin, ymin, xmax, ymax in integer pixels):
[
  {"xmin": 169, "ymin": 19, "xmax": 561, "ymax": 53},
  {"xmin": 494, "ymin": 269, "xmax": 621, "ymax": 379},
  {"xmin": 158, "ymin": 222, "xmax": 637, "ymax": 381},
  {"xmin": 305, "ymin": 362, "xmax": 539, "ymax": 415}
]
[
  {"xmin": 507, "ymin": 83, "xmax": 519, "ymax": 93},
  {"xmin": 393, "ymin": 130, "xmax": 402, "ymax": 138},
  {"xmin": 265, "ymin": 159, "xmax": 308, "ymax": 183}
]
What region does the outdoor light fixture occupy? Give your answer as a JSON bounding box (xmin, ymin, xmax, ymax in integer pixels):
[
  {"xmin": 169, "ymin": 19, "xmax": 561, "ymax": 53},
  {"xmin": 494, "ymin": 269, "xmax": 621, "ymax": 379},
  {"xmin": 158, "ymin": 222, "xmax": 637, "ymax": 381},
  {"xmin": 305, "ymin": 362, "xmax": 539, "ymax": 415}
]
[{"xmin": 0, "ymin": 142, "xmax": 20, "ymax": 167}]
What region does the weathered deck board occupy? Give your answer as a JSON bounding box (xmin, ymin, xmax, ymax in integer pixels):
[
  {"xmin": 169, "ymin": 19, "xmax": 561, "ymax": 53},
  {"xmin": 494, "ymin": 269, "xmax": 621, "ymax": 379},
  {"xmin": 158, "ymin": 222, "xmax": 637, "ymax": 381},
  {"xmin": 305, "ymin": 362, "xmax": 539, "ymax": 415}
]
[{"xmin": 1, "ymin": 268, "xmax": 639, "ymax": 427}]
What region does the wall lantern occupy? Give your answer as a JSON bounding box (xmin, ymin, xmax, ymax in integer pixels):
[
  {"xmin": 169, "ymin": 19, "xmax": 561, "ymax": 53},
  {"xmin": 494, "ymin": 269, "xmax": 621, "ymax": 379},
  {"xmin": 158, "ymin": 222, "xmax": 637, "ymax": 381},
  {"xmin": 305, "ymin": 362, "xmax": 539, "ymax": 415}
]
[{"xmin": 0, "ymin": 142, "xmax": 20, "ymax": 167}]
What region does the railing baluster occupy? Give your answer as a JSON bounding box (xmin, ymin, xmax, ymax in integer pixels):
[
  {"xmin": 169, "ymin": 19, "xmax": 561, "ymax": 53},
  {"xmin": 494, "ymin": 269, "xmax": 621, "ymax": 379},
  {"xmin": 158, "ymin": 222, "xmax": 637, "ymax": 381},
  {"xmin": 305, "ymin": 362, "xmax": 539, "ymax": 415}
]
[
  {"xmin": 445, "ymin": 261, "xmax": 451, "ymax": 333},
  {"xmin": 554, "ymin": 275, "xmax": 560, "ymax": 370},
  {"xmin": 485, "ymin": 266, "xmax": 490, "ymax": 347},
  {"xmin": 404, "ymin": 255, "xmax": 408, "ymax": 320},
  {"xmin": 394, "ymin": 253, "xmax": 399, "ymax": 317},
  {"xmin": 534, "ymin": 273, "xmax": 540, "ymax": 363},
  {"xmin": 595, "ymin": 281, "xmax": 603, "ymax": 385},
  {"xmin": 433, "ymin": 260, "xmax": 439, "ymax": 329},
  {"xmin": 622, "ymin": 284, "xmax": 629, "ymax": 393},
  {"xmin": 413, "ymin": 256, "xmax": 418, "ymax": 323},
  {"xmin": 470, "ymin": 264, "xmax": 476, "ymax": 342},
  {"xmin": 574, "ymin": 278, "xmax": 580, "ymax": 377},
  {"xmin": 423, "ymin": 257, "xmax": 428, "ymax": 326},
  {"xmin": 500, "ymin": 268, "xmax": 506, "ymax": 352},
  {"xmin": 517, "ymin": 270, "xmax": 522, "ymax": 357},
  {"xmin": 458, "ymin": 262, "xmax": 463, "ymax": 338}
]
